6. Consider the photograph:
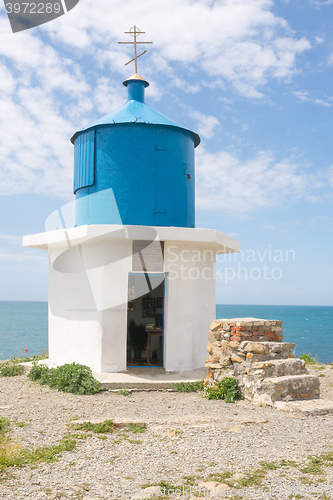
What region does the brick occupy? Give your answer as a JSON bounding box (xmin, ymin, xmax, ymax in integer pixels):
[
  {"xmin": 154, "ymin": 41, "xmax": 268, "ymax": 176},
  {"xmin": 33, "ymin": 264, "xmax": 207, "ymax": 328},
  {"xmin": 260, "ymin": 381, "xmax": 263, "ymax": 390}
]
[
  {"xmin": 264, "ymin": 330, "xmax": 272, "ymax": 334},
  {"xmin": 230, "ymin": 336, "xmax": 242, "ymax": 341}
]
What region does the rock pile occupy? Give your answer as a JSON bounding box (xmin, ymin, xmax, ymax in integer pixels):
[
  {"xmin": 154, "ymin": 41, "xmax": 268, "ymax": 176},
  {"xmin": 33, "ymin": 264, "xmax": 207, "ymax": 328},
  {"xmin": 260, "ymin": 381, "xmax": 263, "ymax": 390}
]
[{"xmin": 205, "ymin": 318, "xmax": 320, "ymax": 406}]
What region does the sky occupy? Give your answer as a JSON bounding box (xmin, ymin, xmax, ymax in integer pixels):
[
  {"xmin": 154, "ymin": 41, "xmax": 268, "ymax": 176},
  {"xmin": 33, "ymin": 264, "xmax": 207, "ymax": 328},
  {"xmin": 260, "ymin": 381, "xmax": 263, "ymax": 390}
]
[{"xmin": 0, "ymin": 0, "xmax": 332, "ymax": 306}]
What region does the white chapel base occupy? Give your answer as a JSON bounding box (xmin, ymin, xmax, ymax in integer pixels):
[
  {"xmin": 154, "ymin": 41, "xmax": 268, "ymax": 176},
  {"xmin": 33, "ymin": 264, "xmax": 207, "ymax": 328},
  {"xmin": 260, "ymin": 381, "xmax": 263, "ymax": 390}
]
[
  {"xmin": 23, "ymin": 360, "xmax": 207, "ymax": 389},
  {"xmin": 23, "ymin": 224, "xmax": 240, "ymax": 374}
]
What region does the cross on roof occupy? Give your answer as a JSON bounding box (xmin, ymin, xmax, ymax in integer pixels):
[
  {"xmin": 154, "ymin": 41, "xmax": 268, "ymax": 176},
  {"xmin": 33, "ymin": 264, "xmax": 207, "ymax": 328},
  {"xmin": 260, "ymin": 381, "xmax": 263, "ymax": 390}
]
[{"xmin": 118, "ymin": 26, "xmax": 153, "ymax": 74}]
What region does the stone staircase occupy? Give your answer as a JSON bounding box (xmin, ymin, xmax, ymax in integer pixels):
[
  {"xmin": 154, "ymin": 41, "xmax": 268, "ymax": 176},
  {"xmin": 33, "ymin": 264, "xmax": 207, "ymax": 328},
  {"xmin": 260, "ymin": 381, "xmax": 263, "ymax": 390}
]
[{"xmin": 205, "ymin": 318, "xmax": 320, "ymax": 406}]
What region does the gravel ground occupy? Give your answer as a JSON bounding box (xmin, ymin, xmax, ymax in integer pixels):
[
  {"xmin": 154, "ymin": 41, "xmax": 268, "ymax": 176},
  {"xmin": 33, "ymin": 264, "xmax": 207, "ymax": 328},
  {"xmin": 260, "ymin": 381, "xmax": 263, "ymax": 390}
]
[{"xmin": 0, "ymin": 365, "xmax": 333, "ymax": 500}]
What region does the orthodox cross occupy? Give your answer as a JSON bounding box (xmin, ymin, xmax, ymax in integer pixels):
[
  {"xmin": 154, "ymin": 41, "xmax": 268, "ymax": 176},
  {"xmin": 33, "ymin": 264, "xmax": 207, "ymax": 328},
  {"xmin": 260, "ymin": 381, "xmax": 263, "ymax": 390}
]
[{"xmin": 118, "ymin": 26, "xmax": 152, "ymax": 74}]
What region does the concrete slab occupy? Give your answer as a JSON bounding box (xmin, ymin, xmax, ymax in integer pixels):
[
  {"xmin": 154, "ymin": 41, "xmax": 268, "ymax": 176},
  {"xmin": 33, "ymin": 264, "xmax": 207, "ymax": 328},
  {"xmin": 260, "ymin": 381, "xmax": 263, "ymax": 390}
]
[
  {"xmin": 22, "ymin": 360, "xmax": 207, "ymax": 390},
  {"xmin": 275, "ymin": 399, "xmax": 333, "ymax": 416}
]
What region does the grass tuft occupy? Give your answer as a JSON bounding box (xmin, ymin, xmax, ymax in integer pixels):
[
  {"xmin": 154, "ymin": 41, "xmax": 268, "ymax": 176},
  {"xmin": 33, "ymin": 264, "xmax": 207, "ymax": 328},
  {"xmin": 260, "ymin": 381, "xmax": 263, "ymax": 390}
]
[
  {"xmin": 172, "ymin": 380, "xmax": 204, "ymax": 392},
  {"xmin": 73, "ymin": 420, "xmax": 114, "ymax": 434},
  {"xmin": 125, "ymin": 423, "xmax": 146, "ymax": 434}
]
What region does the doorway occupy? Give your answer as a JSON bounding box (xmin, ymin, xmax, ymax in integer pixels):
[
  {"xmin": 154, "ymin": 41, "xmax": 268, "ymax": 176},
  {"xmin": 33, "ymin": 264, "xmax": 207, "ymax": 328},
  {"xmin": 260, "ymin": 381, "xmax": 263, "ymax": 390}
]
[{"xmin": 127, "ymin": 273, "xmax": 164, "ymax": 367}]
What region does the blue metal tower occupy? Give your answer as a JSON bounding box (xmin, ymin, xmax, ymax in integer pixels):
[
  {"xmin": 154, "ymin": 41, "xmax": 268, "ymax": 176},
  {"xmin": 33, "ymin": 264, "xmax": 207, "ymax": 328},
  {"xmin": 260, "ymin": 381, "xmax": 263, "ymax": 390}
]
[{"xmin": 71, "ymin": 29, "xmax": 200, "ymax": 228}]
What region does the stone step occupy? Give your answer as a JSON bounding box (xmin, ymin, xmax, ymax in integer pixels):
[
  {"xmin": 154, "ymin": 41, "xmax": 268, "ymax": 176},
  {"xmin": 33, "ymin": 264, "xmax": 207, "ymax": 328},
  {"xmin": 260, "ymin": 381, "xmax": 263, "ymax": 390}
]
[
  {"xmin": 248, "ymin": 358, "xmax": 307, "ymax": 378},
  {"xmin": 260, "ymin": 374, "xmax": 320, "ymax": 405}
]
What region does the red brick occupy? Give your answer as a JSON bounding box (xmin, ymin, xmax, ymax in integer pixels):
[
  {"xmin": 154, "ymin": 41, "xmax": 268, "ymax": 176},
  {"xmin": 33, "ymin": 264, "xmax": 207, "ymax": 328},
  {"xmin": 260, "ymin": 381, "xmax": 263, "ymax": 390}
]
[
  {"xmin": 230, "ymin": 336, "xmax": 242, "ymax": 341},
  {"xmin": 252, "ymin": 327, "xmax": 259, "ymax": 331},
  {"xmin": 264, "ymin": 330, "xmax": 272, "ymax": 334},
  {"xmin": 232, "ymin": 327, "xmax": 246, "ymax": 331}
]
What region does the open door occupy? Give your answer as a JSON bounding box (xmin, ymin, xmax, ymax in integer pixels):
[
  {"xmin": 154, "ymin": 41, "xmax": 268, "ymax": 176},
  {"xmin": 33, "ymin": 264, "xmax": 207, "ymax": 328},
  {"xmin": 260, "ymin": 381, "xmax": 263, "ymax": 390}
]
[{"xmin": 127, "ymin": 273, "xmax": 164, "ymax": 366}]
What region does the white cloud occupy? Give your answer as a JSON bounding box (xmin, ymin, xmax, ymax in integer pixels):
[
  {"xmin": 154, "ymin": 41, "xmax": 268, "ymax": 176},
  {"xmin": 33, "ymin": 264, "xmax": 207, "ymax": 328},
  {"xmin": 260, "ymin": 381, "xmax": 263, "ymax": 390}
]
[
  {"xmin": 185, "ymin": 108, "xmax": 220, "ymax": 139},
  {"xmin": 0, "ymin": 0, "xmax": 314, "ymax": 198},
  {"xmin": 0, "ymin": 248, "xmax": 48, "ymax": 264},
  {"xmin": 196, "ymin": 148, "xmax": 326, "ymax": 215},
  {"xmin": 0, "ymin": 234, "xmax": 22, "ymax": 245},
  {"xmin": 310, "ymin": 0, "xmax": 333, "ymax": 5},
  {"xmin": 293, "ymin": 91, "xmax": 333, "ymax": 107}
]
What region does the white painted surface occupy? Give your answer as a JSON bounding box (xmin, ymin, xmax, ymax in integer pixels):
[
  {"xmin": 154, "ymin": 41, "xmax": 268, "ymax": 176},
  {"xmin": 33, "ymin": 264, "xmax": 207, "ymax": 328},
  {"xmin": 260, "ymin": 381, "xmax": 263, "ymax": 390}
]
[{"xmin": 23, "ymin": 225, "xmax": 240, "ymax": 373}]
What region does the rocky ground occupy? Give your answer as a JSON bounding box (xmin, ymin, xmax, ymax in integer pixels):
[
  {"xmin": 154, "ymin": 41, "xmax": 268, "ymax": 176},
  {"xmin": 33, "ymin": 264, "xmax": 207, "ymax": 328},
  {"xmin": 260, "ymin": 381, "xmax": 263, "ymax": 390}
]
[{"xmin": 0, "ymin": 364, "xmax": 333, "ymax": 500}]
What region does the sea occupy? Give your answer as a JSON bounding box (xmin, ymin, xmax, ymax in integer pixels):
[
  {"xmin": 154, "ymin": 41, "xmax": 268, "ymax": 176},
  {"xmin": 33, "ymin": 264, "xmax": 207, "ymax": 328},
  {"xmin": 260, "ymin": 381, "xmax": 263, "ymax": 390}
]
[{"xmin": 0, "ymin": 301, "xmax": 332, "ymax": 363}]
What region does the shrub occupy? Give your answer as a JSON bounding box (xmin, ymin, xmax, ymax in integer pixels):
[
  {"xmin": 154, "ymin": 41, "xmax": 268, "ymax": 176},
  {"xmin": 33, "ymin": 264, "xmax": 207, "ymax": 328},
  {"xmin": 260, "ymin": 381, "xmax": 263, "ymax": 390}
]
[
  {"xmin": 28, "ymin": 362, "xmax": 49, "ymax": 382},
  {"xmin": 298, "ymin": 354, "xmax": 316, "ymax": 365},
  {"xmin": 0, "ymin": 360, "xmax": 24, "ymax": 377},
  {"xmin": 204, "ymin": 377, "xmax": 243, "ymax": 403},
  {"xmin": 172, "ymin": 379, "xmax": 204, "ymax": 392},
  {"xmin": 28, "ymin": 362, "xmax": 101, "ymax": 395}
]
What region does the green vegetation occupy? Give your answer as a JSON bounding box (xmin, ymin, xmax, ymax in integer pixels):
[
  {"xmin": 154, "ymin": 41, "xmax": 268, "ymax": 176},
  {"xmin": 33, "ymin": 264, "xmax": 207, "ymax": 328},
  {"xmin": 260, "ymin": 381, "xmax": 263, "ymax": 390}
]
[
  {"xmin": 204, "ymin": 377, "xmax": 243, "ymax": 403},
  {"xmin": 141, "ymin": 481, "xmax": 183, "ymax": 494},
  {"xmin": 208, "ymin": 471, "xmax": 233, "ymax": 482},
  {"xmin": 119, "ymin": 389, "xmax": 131, "ymax": 396},
  {"xmin": 237, "ymin": 468, "xmax": 266, "ymax": 487},
  {"xmin": 19, "ymin": 350, "xmax": 48, "ymax": 363},
  {"xmin": 260, "ymin": 460, "xmax": 279, "ymax": 470},
  {"xmin": 298, "ymin": 354, "xmax": 316, "ymax": 364},
  {"xmin": 127, "ymin": 438, "xmax": 142, "ymax": 444},
  {"xmin": 172, "ymin": 379, "xmax": 204, "ymax": 392},
  {"xmin": 0, "ymin": 351, "xmax": 49, "ymax": 378},
  {"xmin": 0, "ymin": 359, "xmax": 23, "ymax": 377},
  {"xmin": 0, "ymin": 417, "xmax": 10, "ymax": 436},
  {"xmin": 125, "ymin": 423, "xmax": 146, "ymax": 433},
  {"xmin": 73, "ymin": 420, "xmax": 114, "ymax": 434},
  {"xmin": 0, "ymin": 417, "xmax": 77, "ymax": 474},
  {"xmin": 28, "ymin": 362, "xmax": 101, "ymax": 395}
]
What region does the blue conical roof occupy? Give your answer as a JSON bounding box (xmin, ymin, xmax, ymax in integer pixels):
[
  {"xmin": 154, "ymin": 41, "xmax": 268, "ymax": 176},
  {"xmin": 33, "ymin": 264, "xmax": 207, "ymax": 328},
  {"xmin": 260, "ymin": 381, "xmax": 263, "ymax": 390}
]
[{"xmin": 71, "ymin": 76, "xmax": 200, "ymax": 147}]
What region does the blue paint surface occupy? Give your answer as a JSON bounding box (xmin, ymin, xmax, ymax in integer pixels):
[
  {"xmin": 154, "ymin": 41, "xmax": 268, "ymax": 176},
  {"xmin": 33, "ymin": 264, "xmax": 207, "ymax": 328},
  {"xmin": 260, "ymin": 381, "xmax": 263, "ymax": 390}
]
[
  {"xmin": 73, "ymin": 79, "xmax": 199, "ymax": 228},
  {"xmin": 73, "ymin": 129, "xmax": 95, "ymax": 193}
]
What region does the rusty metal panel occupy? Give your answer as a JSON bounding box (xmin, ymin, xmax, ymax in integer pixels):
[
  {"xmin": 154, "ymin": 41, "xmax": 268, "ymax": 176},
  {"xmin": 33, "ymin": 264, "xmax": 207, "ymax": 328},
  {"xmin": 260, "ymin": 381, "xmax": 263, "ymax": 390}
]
[{"xmin": 73, "ymin": 129, "xmax": 95, "ymax": 194}]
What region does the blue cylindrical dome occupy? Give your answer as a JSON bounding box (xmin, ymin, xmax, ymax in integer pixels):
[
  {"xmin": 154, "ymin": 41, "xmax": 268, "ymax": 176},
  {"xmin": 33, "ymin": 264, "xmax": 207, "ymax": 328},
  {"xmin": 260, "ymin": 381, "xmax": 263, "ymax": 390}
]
[{"xmin": 71, "ymin": 74, "xmax": 200, "ymax": 228}]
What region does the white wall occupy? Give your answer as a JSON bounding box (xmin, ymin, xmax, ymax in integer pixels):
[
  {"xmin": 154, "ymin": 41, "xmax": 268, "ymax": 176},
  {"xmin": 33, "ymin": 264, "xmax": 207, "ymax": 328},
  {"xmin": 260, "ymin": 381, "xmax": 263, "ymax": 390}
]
[
  {"xmin": 164, "ymin": 242, "xmax": 216, "ymax": 371},
  {"xmin": 47, "ymin": 231, "xmax": 220, "ymax": 373},
  {"xmin": 48, "ymin": 240, "xmax": 131, "ymax": 372}
]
